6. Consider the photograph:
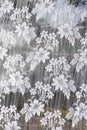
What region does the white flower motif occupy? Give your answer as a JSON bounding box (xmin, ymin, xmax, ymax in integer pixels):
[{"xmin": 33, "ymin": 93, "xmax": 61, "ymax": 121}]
[
  {"xmin": 0, "ymin": 105, "xmax": 20, "ymax": 129},
  {"xmin": 66, "ymin": 107, "xmax": 74, "ymax": 120},
  {"xmin": 58, "ymin": 24, "xmax": 73, "ymax": 39},
  {"xmin": 21, "ymin": 6, "xmax": 28, "ymax": 14},
  {"xmin": 44, "ymin": 111, "xmax": 53, "ymax": 119},
  {"xmin": 71, "ymin": 48, "xmax": 87, "ymax": 72},
  {"xmin": 81, "ymin": 33, "xmax": 87, "ymax": 45},
  {"xmin": 29, "ymin": 99, "xmax": 44, "ymax": 116},
  {"xmin": 26, "ymin": 52, "xmax": 39, "ymax": 71},
  {"xmin": 0, "ymin": 0, "xmax": 13, "ymax": 14},
  {"xmin": 80, "ymin": 48, "xmax": 87, "ymax": 65},
  {"xmin": 55, "ymin": 127, "xmax": 62, "ymax": 130},
  {"xmin": 40, "ymin": 117, "xmax": 47, "ymax": 126},
  {"xmin": 36, "ymin": 31, "xmax": 59, "ymax": 48},
  {"xmin": 66, "ymin": 103, "xmax": 87, "ymax": 127},
  {"xmin": 53, "ymin": 110, "xmax": 61, "ymax": 118},
  {"xmin": 0, "ymin": 46, "xmax": 7, "ymax": 60},
  {"xmin": 3, "ymin": 54, "xmax": 26, "ymax": 73},
  {"xmin": 0, "ymin": 80, "xmax": 10, "ymax": 95},
  {"xmin": 35, "ymin": 81, "xmax": 43, "ymax": 90},
  {"xmin": 15, "ymin": 22, "xmax": 36, "ymax": 44},
  {"xmin": 47, "ymin": 91, "xmax": 54, "ymax": 99},
  {"xmin": 76, "ymin": 92, "xmax": 82, "ymax": 99},
  {"xmin": 80, "ymin": 84, "xmax": 87, "ymax": 92},
  {"xmin": 8, "ymin": 71, "xmax": 24, "ymax": 93},
  {"xmin": 30, "ymin": 88, "xmax": 36, "ymax": 96},
  {"xmin": 71, "ymin": 53, "xmax": 79, "ymax": 65},
  {"xmin": 68, "ymin": 80, "xmax": 76, "ymax": 92},
  {"xmin": 21, "ymin": 103, "xmax": 33, "ymax": 122},
  {"xmin": 10, "ymin": 8, "xmax": 21, "ymax": 21},
  {"xmin": 52, "ymin": 75, "xmax": 68, "ymax": 91},
  {"xmin": 15, "ymin": 22, "xmax": 29, "ymax": 37},
  {"xmin": 32, "ymin": 0, "xmax": 55, "ymax": 20},
  {"xmin": 34, "ymin": 48, "xmax": 50, "ymax": 63},
  {"xmin": 8, "ymin": 71, "xmax": 30, "ymax": 95},
  {"xmin": 57, "ymin": 24, "xmax": 81, "ymax": 45},
  {"xmin": 0, "ymin": 29, "xmax": 17, "ymax": 48},
  {"xmin": 5, "ymin": 121, "xmax": 21, "ymax": 130},
  {"xmin": 41, "ymin": 110, "xmax": 64, "ymax": 130}
]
